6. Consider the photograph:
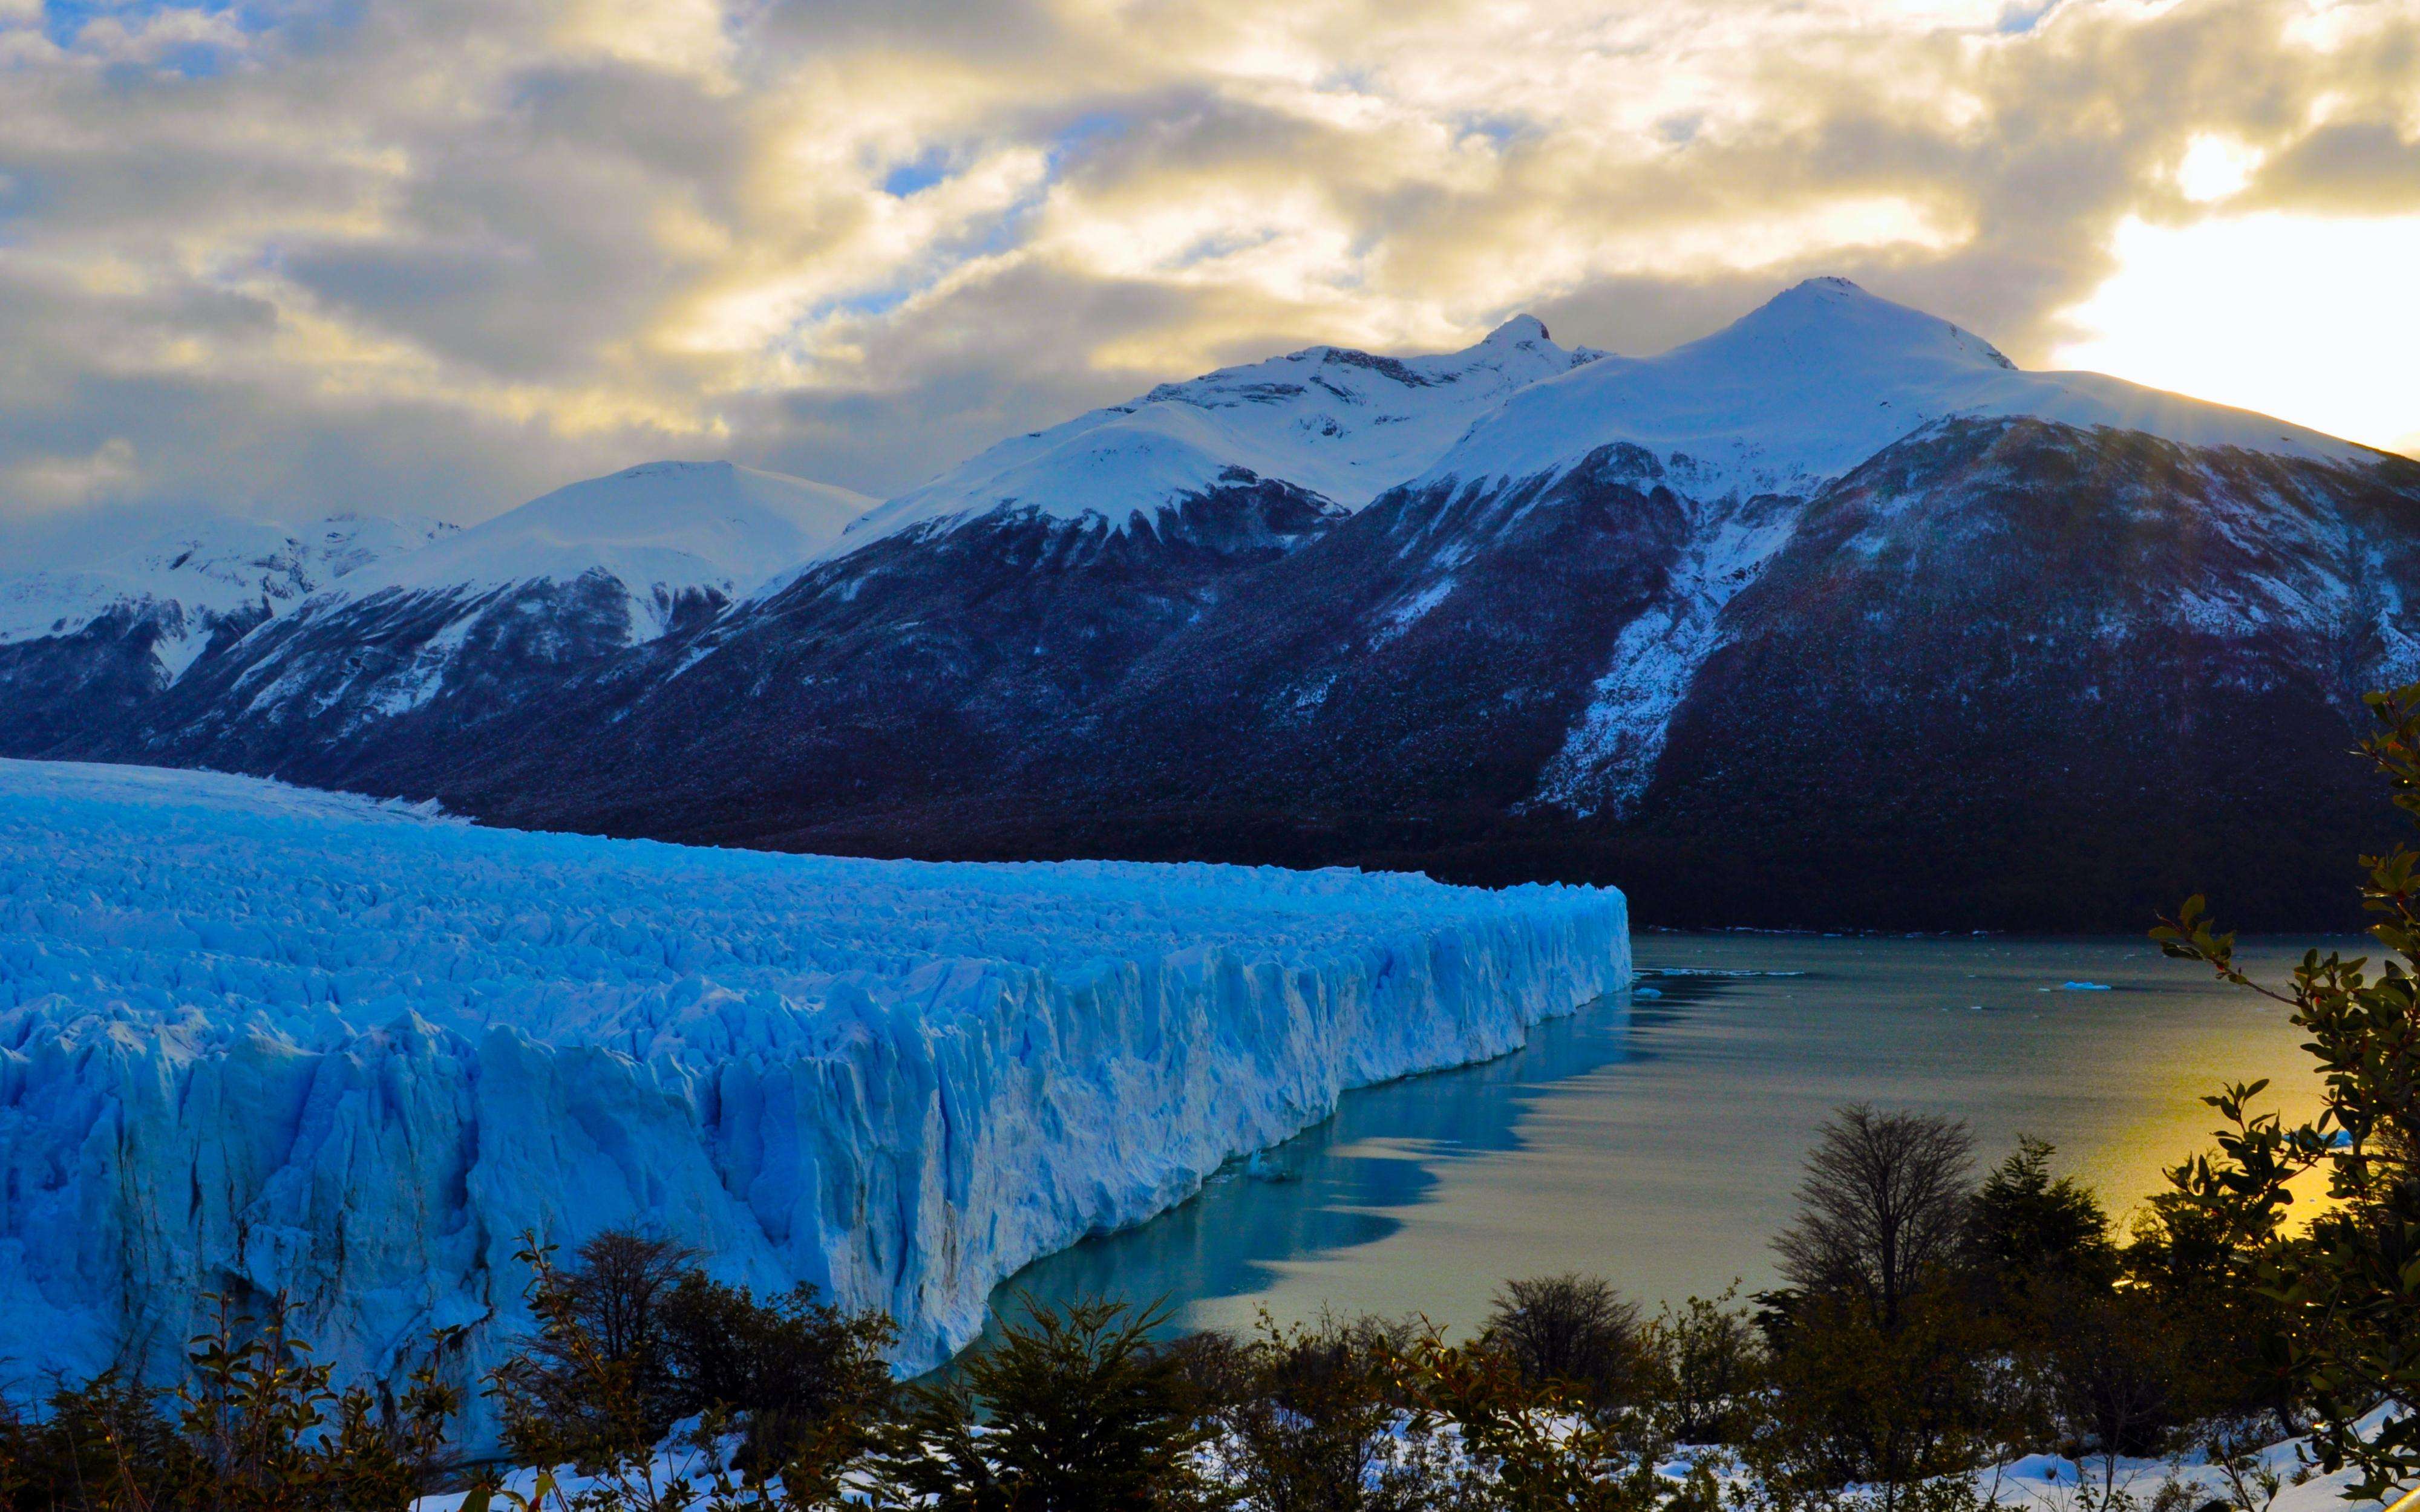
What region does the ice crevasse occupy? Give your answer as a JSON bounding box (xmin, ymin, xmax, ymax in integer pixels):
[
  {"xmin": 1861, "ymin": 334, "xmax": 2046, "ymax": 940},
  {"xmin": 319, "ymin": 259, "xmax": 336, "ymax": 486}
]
[{"xmin": 0, "ymin": 758, "xmax": 1629, "ymax": 1435}]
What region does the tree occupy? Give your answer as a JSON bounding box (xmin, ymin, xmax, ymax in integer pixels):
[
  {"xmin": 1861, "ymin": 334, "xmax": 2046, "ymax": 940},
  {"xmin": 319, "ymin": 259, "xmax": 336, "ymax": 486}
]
[
  {"xmin": 492, "ymin": 1230, "xmax": 700, "ymax": 1470},
  {"xmin": 868, "ymin": 1296, "xmax": 1218, "ymax": 1511},
  {"xmin": 1963, "ymin": 1137, "xmax": 2120, "ymax": 1309},
  {"xmin": 2155, "ymin": 681, "xmax": 2420, "ymax": 1502},
  {"xmin": 1480, "ymin": 1274, "xmax": 1646, "ymax": 1410},
  {"xmin": 656, "ymin": 1271, "xmax": 895, "ymax": 1488},
  {"xmin": 1773, "ymin": 1106, "xmax": 1975, "ymax": 1332}
]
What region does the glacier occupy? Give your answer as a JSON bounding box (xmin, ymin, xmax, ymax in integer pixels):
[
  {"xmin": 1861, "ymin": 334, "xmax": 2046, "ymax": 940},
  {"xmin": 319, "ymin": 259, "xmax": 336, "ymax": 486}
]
[{"xmin": 0, "ymin": 758, "xmax": 1629, "ymax": 1438}]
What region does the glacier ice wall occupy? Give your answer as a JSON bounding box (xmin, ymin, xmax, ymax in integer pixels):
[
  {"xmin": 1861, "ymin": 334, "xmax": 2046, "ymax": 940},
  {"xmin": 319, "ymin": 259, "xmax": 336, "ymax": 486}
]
[{"xmin": 0, "ymin": 758, "xmax": 1628, "ymax": 1434}]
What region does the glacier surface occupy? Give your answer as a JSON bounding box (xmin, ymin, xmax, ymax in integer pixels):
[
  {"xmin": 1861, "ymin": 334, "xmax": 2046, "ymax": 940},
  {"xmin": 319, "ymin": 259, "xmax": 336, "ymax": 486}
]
[{"xmin": 0, "ymin": 758, "xmax": 1628, "ymax": 1435}]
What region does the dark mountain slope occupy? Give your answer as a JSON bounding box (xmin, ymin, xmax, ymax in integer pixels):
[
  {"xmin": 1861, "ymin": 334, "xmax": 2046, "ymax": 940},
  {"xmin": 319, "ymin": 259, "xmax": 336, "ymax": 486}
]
[{"xmin": 424, "ymin": 479, "xmax": 1346, "ymax": 842}]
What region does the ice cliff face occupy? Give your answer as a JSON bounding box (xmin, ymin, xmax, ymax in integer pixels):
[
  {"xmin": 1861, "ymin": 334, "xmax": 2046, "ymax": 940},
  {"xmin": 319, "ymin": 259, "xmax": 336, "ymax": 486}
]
[{"xmin": 0, "ymin": 758, "xmax": 1630, "ymax": 1439}]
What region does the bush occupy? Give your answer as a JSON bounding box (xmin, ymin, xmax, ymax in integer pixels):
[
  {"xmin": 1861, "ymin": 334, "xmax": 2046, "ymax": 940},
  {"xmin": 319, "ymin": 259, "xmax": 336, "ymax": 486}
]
[
  {"xmin": 488, "ymin": 1230, "xmax": 895, "ymax": 1505},
  {"xmin": 1217, "ymin": 1312, "xmax": 1448, "ymax": 1512},
  {"xmin": 0, "ymin": 1297, "xmax": 459, "ymax": 1512},
  {"xmin": 1963, "ymin": 1137, "xmax": 2121, "ymax": 1309},
  {"xmin": 656, "ymin": 1271, "xmax": 895, "ymax": 1484},
  {"xmin": 1745, "ymin": 1284, "xmax": 2020, "ymax": 1511},
  {"xmin": 2155, "ymin": 681, "xmax": 2420, "ymax": 1498},
  {"xmin": 1480, "ymin": 1275, "xmax": 1646, "ymax": 1410},
  {"xmin": 868, "ymin": 1295, "xmax": 1220, "ymax": 1510},
  {"xmin": 492, "ymin": 1231, "xmax": 699, "ymax": 1467},
  {"xmin": 1640, "ymin": 1288, "xmax": 1765, "ymax": 1446},
  {"xmin": 1398, "ymin": 1327, "xmax": 1712, "ymax": 1512}
]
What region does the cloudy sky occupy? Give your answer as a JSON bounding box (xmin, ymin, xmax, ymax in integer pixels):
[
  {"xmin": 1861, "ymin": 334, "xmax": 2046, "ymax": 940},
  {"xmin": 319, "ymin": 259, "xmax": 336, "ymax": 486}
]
[{"xmin": 2, "ymin": 0, "xmax": 2416, "ymax": 552}]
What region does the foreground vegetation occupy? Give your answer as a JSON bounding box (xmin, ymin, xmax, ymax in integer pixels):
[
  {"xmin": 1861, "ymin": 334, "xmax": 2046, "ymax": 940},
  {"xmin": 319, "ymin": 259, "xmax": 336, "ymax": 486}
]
[{"xmin": 5, "ymin": 686, "xmax": 2418, "ymax": 1510}]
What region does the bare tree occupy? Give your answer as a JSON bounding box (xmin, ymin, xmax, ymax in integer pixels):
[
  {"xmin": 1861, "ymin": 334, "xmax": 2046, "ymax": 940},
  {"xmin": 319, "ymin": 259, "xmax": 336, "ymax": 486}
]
[
  {"xmin": 1480, "ymin": 1274, "xmax": 1645, "ymax": 1407},
  {"xmin": 1774, "ymin": 1105, "xmax": 1975, "ymax": 1331}
]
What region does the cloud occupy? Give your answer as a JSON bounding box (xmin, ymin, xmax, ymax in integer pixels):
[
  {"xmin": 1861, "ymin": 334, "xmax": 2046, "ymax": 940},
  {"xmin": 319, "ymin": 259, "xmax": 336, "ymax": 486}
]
[{"xmin": 0, "ymin": 0, "xmax": 2415, "ymax": 553}]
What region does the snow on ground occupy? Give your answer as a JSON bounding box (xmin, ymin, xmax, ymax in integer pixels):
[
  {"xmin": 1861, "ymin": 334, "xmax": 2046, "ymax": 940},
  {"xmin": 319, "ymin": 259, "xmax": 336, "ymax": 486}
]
[{"xmin": 0, "ymin": 758, "xmax": 1629, "ymax": 1441}]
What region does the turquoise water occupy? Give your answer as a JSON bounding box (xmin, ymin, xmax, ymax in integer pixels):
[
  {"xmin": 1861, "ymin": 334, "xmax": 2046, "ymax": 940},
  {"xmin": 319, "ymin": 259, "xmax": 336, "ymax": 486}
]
[{"xmin": 968, "ymin": 933, "xmax": 2342, "ymax": 1350}]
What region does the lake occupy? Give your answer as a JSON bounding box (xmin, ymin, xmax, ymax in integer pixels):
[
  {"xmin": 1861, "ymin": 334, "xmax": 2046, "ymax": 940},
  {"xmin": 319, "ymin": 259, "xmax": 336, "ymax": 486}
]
[{"xmin": 966, "ymin": 931, "xmax": 2345, "ymax": 1351}]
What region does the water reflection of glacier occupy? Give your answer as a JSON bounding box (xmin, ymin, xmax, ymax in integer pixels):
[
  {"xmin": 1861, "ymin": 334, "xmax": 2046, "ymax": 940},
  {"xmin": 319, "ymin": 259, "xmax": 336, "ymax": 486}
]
[
  {"xmin": 962, "ymin": 977, "xmax": 1716, "ymax": 1355},
  {"xmin": 970, "ymin": 936, "xmax": 2338, "ymax": 1357}
]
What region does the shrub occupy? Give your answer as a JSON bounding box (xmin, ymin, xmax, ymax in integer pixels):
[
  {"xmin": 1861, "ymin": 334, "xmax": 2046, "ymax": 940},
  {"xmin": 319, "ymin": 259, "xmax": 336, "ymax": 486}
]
[
  {"xmin": 2155, "ymin": 681, "xmax": 2420, "ymax": 1499},
  {"xmin": 1744, "ymin": 1285, "xmax": 2018, "ymax": 1512},
  {"xmin": 1398, "ymin": 1328, "xmax": 1712, "ymax": 1512},
  {"xmin": 487, "ymin": 1231, "xmax": 895, "ymax": 1507},
  {"xmin": 868, "ymin": 1295, "xmax": 1220, "ymax": 1510},
  {"xmin": 0, "ymin": 1297, "xmax": 459, "ymax": 1512},
  {"xmin": 657, "ymin": 1271, "xmax": 895, "ymax": 1490},
  {"xmin": 1217, "ymin": 1312, "xmax": 1448, "ymax": 1512},
  {"xmin": 1963, "ymin": 1138, "xmax": 2121, "ymax": 1309},
  {"xmin": 1480, "ymin": 1275, "xmax": 1646, "ymax": 1411},
  {"xmin": 492, "ymin": 1231, "xmax": 699, "ymax": 1468},
  {"xmin": 1640, "ymin": 1287, "xmax": 1765, "ymax": 1446}
]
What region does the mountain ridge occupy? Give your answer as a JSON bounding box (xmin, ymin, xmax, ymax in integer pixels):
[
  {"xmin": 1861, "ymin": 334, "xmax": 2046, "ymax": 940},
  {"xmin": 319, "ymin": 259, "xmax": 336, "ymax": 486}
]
[{"xmin": 3, "ymin": 278, "xmax": 2415, "ymax": 931}]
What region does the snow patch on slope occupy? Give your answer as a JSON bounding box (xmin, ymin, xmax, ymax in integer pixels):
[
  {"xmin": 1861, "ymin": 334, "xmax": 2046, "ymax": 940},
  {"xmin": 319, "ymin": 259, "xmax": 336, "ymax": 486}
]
[
  {"xmin": 1534, "ymin": 498, "xmax": 1802, "ymax": 816},
  {"xmin": 0, "ymin": 758, "xmax": 1630, "ymax": 1440}
]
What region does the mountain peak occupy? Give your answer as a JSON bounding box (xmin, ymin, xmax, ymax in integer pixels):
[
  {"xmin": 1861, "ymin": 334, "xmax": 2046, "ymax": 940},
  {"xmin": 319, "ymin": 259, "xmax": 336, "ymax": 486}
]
[
  {"xmin": 1780, "ymin": 275, "xmax": 1870, "ymax": 300},
  {"xmin": 338, "ymin": 459, "xmax": 874, "ymax": 611},
  {"xmin": 1483, "ymin": 314, "xmax": 1552, "ymax": 346},
  {"xmin": 1416, "ymin": 275, "xmax": 2369, "ymax": 500},
  {"xmin": 1718, "ymin": 276, "xmax": 2016, "ymax": 373}
]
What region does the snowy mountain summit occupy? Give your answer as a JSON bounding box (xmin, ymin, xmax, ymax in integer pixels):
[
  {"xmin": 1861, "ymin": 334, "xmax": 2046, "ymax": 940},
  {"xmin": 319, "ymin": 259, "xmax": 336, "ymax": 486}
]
[
  {"xmin": 833, "ymin": 314, "xmax": 1600, "ymax": 553},
  {"xmin": 336, "ymin": 460, "xmax": 873, "ymax": 639},
  {"xmin": 1424, "ymin": 277, "xmax": 2370, "ymax": 502},
  {"xmin": 0, "ymin": 513, "xmax": 450, "ymax": 678}
]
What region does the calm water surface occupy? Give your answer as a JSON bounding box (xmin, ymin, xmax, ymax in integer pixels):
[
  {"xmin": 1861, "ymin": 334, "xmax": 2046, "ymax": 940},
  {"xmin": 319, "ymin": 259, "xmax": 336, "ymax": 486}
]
[{"xmin": 967, "ymin": 933, "xmax": 2344, "ymax": 1351}]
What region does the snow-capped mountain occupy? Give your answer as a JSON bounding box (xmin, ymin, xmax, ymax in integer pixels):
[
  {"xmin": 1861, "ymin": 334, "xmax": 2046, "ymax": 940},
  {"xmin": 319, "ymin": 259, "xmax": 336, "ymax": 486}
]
[
  {"xmin": 340, "ymin": 460, "xmax": 873, "ymax": 639},
  {"xmin": 1416, "ymin": 276, "xmax": 2364, "ymax": 502},
  {"xmin": 823, "ymin": 314, "xmax": 1598, "ymax": 557},
  {"xmin": 54, "ymin": 461, "xmax": 874, "ymax": 778},
  {"xmin": 0, "ymin": 512, "xmax": 451, "ymax": 677},
  {"xmin": 7, "ymin": 281, "xmax": 2416, "ymax": 930},
  {"xmin": 0, "ymin": 512, "xmax": 453, "ymax": 756}
]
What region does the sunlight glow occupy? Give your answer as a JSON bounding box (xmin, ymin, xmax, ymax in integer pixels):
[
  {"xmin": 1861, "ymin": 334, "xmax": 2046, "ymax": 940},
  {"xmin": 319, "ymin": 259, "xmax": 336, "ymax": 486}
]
[
  {"xmin": 2052, "ymin": 212, "xmax": 2420, "ymax": 457},
  {"xmin": 2172, "ymin": 134, "xmax": 2263, "ymax": 203}
]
